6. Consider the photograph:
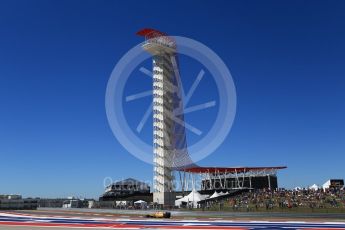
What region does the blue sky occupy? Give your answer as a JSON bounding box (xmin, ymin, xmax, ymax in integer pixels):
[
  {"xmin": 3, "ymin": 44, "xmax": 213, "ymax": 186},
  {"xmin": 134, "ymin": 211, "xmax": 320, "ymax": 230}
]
[{"xmin": 0, "ymin": 0, "xmax": 344, "ymax": 198}]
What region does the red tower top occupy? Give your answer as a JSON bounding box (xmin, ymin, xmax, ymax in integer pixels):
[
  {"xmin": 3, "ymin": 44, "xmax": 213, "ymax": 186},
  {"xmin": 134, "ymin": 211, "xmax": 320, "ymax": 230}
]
[
  {"xmin": 136, "ymin": 28, "xmax": 168, "ymax": 39},
  {"xmin": 137, "ymin": 28, "xmax": 176, "ymax": 49}
]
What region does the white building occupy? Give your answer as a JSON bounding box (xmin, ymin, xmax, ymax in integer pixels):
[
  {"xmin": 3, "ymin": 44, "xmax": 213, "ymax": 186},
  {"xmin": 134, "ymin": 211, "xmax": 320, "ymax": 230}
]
[{"xmin": 62, "ymin": 199, "xmax": 81, "ymax": 208}]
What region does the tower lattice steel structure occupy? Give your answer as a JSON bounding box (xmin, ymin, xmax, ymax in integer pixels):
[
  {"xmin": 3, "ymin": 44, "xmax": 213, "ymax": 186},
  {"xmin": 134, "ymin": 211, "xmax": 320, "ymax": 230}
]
[{"xmin": 137, "ymin": 29, "xmax": 194, "ymax": 206}]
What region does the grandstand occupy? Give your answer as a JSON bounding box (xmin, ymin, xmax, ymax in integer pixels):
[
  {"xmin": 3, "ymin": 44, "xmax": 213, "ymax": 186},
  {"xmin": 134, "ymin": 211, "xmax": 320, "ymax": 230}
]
[{"xmin": 180, "ymin": 166, "xmax": 286, "ymax": 192}]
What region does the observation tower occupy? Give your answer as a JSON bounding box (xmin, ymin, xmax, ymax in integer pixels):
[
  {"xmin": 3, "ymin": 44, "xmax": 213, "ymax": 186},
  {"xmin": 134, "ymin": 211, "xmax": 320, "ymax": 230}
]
[{"xmin": 137, "ymin": 29, "xmax": 193, "ymax": 207}]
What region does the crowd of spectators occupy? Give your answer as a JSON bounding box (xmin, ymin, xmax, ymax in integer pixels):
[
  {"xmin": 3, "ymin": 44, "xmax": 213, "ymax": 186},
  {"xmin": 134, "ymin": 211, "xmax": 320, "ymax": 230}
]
[{"xmin": 218, "ymin": 188, "xmax": 345, "ymax": 211}]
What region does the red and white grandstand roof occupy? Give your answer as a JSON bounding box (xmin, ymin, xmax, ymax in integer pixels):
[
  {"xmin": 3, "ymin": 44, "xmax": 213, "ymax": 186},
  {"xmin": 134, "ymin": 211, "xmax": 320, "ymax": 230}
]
[{"xmin": 179, "ymin": 166, "xmax": 287, "ymax": 174}]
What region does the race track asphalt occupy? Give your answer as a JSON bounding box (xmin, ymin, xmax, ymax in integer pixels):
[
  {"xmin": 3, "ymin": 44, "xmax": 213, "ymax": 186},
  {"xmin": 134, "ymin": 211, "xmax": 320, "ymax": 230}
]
[
  {"xmin": 34, "ymin": 207, "xmax": 345, "ymax": 220},
  {"xmin": 1, "ymin": 208, "xmax": 345, "ymax": 229}
]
